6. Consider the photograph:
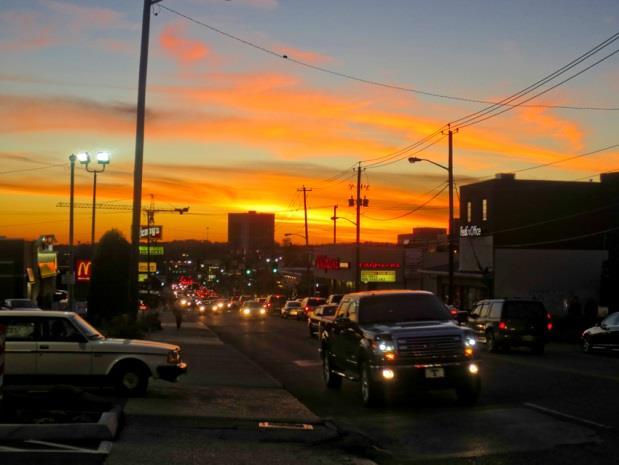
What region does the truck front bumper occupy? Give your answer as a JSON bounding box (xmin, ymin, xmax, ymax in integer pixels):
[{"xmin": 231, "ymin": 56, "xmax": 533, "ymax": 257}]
[{"xmin": 368, "ymin": 361, "xmax": 480, "ymax": 390}]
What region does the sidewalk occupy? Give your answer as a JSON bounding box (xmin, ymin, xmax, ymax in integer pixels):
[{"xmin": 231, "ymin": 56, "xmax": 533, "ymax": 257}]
[{"xmin": 106, "ymin": 312, "xmax": 368, "ymax": 465}]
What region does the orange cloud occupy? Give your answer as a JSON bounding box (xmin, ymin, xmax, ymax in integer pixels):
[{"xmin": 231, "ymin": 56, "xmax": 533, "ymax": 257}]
[{"xmin": 160, "ymin": 24, "xmax": 210, "ymax": 65}]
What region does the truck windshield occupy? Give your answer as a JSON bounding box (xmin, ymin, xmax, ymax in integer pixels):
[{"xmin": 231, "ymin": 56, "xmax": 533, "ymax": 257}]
[{"xmin": 359, "ymin": 294, "xmax": 450, "ymax": 324}]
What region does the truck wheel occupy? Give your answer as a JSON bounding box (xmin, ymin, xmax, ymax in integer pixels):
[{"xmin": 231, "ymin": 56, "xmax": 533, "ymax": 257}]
[
  {"xmin": 486, "ymin": 331, "xmax": 499, "ymax": 353},
  {"xmin": 360, "ymin": 363, "xmax": 384, "ymax": 407},
  {"xmin": 112, "ymin": 362, "xmax": 149, "ymax": 396},
  {"xmin": 322, "ymin": 354, "xmax": 342, "ymax": 389},
  {"xmin": 456, "ymin": 377, "xmax": 481, "ymax": 406}
]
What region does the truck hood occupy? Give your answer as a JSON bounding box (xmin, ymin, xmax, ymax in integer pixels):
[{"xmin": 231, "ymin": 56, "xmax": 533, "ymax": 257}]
[
  {"xmin": 96, "ymin": 338, "xmax": 179, "ymax": 353},
  {"xmin": 362, "ymin": 320, "xmax": 466, "ymax": 339}
]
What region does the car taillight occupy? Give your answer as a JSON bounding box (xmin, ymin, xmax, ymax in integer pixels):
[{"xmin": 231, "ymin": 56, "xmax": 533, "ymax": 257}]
[
  {"xmin": 547, "ymin": 322, "xmax": 553, "ymax": 331},
  {"xmin": 450, "ymin": 309, "xmax": 458, "ymax": 316},
  {"xmin": 498, "ymin": 321, "xmax": 507, "ymax": 330}
]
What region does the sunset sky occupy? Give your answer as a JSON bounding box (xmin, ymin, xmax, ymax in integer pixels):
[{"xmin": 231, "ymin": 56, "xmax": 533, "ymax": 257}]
[{"xmin": 1, "ymin": 0, "xmax": 618, "ymax": 245}]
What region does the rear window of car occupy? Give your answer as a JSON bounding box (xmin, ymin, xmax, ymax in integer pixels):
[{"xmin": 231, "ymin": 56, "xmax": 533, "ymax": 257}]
[
  {"xmin": 307, "ymin": 298, "xmax": 326, "ymax": 306},
  {"xmin": 359, "ymin": 294, "xmax": 450, "ymax": 324},
  {"xmin": 329, "ymin": 295, "xmax": 344, "ymax": 304},
  {"xmin": 503, "ymin": 301, "xmax": 545, "ymax": 320},
  {"xmin": 269, "ymin": 296, "xmax": 287, "ymax": 304},
  {"xmin": 286, "ymin": 301, "xmax": 301, "ymax": 308},
  {"xmin": 322, "ymin": 305, "xmax": 337, "ymax": 316}
]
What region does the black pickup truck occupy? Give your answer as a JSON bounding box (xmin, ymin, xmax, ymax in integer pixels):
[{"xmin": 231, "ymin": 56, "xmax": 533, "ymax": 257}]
[{"xmin": 320, "ymin": 290, "xmax": 481, "ymax": 406}]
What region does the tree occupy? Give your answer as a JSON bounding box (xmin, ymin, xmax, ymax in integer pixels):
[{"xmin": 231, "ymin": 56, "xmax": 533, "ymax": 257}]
[{"xmin": 88, "ymin": 229, "xmax": 132, "ymax": 323}]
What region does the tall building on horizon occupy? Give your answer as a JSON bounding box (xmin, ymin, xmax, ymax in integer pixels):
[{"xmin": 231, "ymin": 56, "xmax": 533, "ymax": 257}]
[{"xmin": 227, "ymin": 211, "xmax": 275, "ymax": 255}]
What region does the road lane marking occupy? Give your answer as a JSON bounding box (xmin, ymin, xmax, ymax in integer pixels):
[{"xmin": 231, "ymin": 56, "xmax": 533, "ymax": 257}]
[
  {"xmin": 293, "ymin": 360, "xmax": 322, "ymax": 367},
  {"xmin": 524, "ymin": 403, "xmax": 613, "ymax": 430}
]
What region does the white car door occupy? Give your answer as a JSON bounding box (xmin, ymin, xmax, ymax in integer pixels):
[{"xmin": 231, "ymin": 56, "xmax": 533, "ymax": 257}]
[
  {"xmin": 36, "ymin": 316, "xmax": 92, "ymax": 376},
  {"xmin": 0, "ymin": 316, "xmax": 38, "ymax": 375}
]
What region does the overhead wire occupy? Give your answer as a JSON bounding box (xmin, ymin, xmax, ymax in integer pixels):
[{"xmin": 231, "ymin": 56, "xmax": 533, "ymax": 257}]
[
  {"xmin": 158, "ymin": 4, "xmax": 619, "ymax": 112},
  {"xmin": 362, "ymin": 182, "xmax": 448, "ymax": 221}
]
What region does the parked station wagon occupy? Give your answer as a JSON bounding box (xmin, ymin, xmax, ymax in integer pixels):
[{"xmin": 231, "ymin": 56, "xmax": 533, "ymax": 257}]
[{"xmin": 0, "ymin": 310, "xmax": 188, "ymax": 395}]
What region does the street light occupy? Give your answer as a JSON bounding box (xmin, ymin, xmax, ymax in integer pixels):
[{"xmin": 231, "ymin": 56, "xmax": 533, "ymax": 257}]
[
  {"xmin": 77, "ymin": 151, "xmax": 110, "ymax": 250},
  {"xmin": 409, "ymin": 154, "xmax": 455, "ymax": 305},
  {"xmin": 68, "ymin": 154, "xmax": 77, "ymax": 312}
]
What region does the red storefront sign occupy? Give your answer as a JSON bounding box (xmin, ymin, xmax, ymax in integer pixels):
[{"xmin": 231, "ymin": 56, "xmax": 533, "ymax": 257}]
[
  {"xmin": 76, "ymin": 259, "xmax": 92, "ymax": 282},
  {"xmin": 315, "ymin": 255, "xmax": 340, "ymax": 271},
  {"xmin": 359, "ymin": 262, "xmax": 401, "ymax": 269}
]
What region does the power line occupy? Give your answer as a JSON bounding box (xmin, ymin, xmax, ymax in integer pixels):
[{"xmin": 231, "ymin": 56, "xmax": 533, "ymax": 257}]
[
  {"xmin": 365, "ymin": 133, "xmax": 447, "ymax": 170},
  {"xmin": 158, "ymin": 4, "xmax": 619, "ymax": 112},
  {"xmin": 362, "ymin": 183, "xmax": 448, "ymax": 221},
  {"xmin": 0, "ymin": 163, "xmax": 65, "ymax": 175},
  {"xmin": 450, "ymin": 33, "xmax": 619, "ymax": 130}
]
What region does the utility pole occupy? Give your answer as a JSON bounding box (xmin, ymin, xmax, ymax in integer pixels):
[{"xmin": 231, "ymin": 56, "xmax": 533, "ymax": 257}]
[
  {"xmin": 442, "ymin": 124, "xmax": 457, "ymax": 306},
  {"xmin": 355, "ymin": 163, "xmax": 362, "ymax": 292},
  {"xmin": 68, "ymin": 154, "xmax": 76, "ymax": 313},
  {"xmin": 298, "ymin": 186, "xmax": 312, "ymax": 295},
  {"xmin": 130, "ymin": 0, "xmax": 161, "ymax": 316},
  {"xmin": 331, "ymin": 205, "xmax": 338, "ymax": 244}
]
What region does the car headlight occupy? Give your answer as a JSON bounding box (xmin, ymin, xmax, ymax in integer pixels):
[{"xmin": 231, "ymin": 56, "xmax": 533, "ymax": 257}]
[
  {"xmin": 180, "ymin": 299, "xmax": 187, "ymax": 306},
  {"xmin": 259, "ymin": 308, "xmax": 266, "ymax": 315},
  {"xmin": 243, "ymin": 308, "xmax": 251, "ymax": 315},
  {"xmin": 199, "ymin": 305, "xmax": 206, "ymax": 311},
  {"xmin": 464, "ymin": 337, "xmax": 477, "ymax": 347},
  {"xmin": 167, "ymin": 349, "xmax": 181, "ymax": 364}
]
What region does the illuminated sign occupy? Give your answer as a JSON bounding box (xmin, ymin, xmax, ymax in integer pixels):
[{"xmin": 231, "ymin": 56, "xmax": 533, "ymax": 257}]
[
  {"xmin": 315, "ymin": 255, "xmax": 340, "ymax": 271},
  {"xmin": 138, "ymin": 273, "xmax": 148, "ymax": 282},
  {"xmin": 38, "ymin": 251, "xmax": 58, "ymax": 279},
  {"xmin": 140, "ymin": 225, "xmax": 163, "ymax": 240},
  {"xmin": 139, "ymin": 245, "xmax": 164, "ymax": 256},
  {"xmin": 360, "ymin": 270, "xmax": 397, "ymax": 283},
  {"xmin": 339, "ymin": 261, "xmax": 350, "ymax": 269},
  {"xmin": 359, "ymin": 262, "xmax": 400, "ymax": 269},
  {"xmin": 76, "ymin": 260, "xmax": 92, "ymax": 282},
  {"xmin": 460, "ymin": 225, "xmax": 482, "ymax": 237},
  {"xmin": 139, "ymin": 262, "xmax": 157, "ymax": 273}
]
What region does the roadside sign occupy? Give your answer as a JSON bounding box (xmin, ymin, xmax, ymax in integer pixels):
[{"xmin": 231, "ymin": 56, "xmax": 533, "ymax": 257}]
[
  {"xmin": 139, "ymin": 262, "xmax": 157, "ymax": 273},
  {"xmin": 139, "ymin": 245, "xmax": 164, "ymax": 256},
  {"xmin": 76, "ymin": 259, "xmax": 92, "ymax": 282},
  {"xmin": 140, "ymin": 225, "xmax": 163, "ymax": 240},
  {"xmin": 360, "ymin": 270, "xmax": 397, "ymax": 283}
]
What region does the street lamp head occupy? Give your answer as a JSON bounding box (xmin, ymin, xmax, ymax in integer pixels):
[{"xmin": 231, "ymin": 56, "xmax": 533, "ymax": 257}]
[
  {"xmin": 96, "ymin": 151, "xmax": 110, "ymax": 165},
  {"xmin": 76, "ymin": 152, "xmax": 90, "ymax": 164},
  {"xmin": 408, "ymin": 157, "xmax": 422, "ymax": 164}
]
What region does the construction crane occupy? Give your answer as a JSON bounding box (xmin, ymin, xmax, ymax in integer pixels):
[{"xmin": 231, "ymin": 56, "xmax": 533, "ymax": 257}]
[{"xmin": 57, "ymin": 196, "xmax": 189, "ymax": 294}]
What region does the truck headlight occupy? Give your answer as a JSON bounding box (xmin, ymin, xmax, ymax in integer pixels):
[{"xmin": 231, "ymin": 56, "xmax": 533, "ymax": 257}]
[
  {"xmin": 374, "ymin": 341, "xmax": 396, "ymax": 353},
  {"xmin": 464, "ymin": 337, "xmax": 477, "ymax": 347},
  {"xmin": 167, "ymin": 349, "xmax": 181, "ymax": 364}
]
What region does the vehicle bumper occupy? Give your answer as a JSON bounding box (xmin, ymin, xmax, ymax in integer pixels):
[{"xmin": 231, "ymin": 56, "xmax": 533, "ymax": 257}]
[
  {"xmin": 368, "ymin": 361, "xmax": 480, "ymax": 390},
  {"xmin": 157, "ymin": 362, "xmax": 188, "ymax": 382},
  {"xmin": 496, "ymin": 333, "xmax": 545, "ymax": 347}
]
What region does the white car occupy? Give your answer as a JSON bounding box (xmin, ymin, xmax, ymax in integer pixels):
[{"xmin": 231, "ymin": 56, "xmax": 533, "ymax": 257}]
[
  {"xmin": 0, "ymin": 310, "xmax": 188, "ymax": 396},
  {"xmin": 2, "ymin": 298, "xmax": 42, "ymax": 310}
]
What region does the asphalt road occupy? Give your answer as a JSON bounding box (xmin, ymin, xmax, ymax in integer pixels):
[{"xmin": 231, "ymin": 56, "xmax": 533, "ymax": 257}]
[{"xmin": 202, "ymin": 310, "xmax": 619, "ymax": 465}]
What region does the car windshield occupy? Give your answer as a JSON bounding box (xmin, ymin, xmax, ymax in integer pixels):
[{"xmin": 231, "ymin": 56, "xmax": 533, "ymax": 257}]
[
  {"xmin": 286, "ymin": 302, "xmax": 301, "ymax": 308},
  {"xmin": 70, "ymin": 314, "xmax": 105, "ymax": 340},
  {"xmin": 245, "ymin": 301, "xmax": 263, "ymax": 308},
  {"xmin": 503, "ymin": 302, "xmax": 545, "ymax": 320},
  {"xmin": 270, "ymin": 296, "xmax": 286, "ymax": 304},
  {"xmin": 329, "ymin": 295, "xmax": 344, "ymax": 304},
  {"xmin": 359, "ymin": 294, "xmax": 450, "ymax": 325}
]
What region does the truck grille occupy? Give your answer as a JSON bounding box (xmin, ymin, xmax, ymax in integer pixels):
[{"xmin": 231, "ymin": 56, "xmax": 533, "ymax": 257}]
[{"xmin": 397, "ymin": 335, "xmax": 463, "ymax": 361}]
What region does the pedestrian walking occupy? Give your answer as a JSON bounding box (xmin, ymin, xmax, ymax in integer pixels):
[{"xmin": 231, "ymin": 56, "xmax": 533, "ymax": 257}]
[{"xmin": 173, "ymin": 306, "xmax": 183, "ymax": 331}]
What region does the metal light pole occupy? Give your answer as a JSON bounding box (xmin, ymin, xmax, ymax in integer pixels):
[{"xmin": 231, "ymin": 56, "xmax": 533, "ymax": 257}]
[
  {"xmin": 284, "ymin": 233, "xmax": 311, "ymax": 295},
  {"xmin": 68, "ymin": 154, "xmax": 76, "ymax": 312},
  {"xmin": 409, "ymin": 137, "xmax": 456, "ymax": 305},
  {"xmin": 76, "ymin": 152, "xmax": 110, "ymax": 253},
  {"xmin": 131, "ymin": 0, "xmax": 162, "ymax": 315}
]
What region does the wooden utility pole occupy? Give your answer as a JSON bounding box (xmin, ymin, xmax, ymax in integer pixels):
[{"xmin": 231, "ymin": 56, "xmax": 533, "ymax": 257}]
[{"xmin": 298, "ymin": 186, "xmax": 312, "ymax": 295}]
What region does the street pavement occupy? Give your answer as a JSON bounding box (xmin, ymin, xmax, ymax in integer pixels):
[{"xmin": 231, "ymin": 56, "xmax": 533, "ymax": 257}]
[
  {"xmin": 106, "ymin": 311, "xmax": 375, "ymax": 465},
  {"xmin": 201, "ymin": 310, "xmax": 619, "ymax": 465}
]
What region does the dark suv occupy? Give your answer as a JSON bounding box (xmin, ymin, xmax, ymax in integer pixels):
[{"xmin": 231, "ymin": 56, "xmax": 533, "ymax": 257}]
[
  {"xmin": 320, "ymin": 290, "xmax": 481, "ymax": 406},
  {"xmin": 467, "ymin": 299, "xmax": 550, "ymax": 354}
]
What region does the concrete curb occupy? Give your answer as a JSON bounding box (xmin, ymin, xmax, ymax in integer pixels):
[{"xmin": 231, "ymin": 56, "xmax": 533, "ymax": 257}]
[
  {"xmin": 0, "ymin": 404, "xmax": 122, "ymax": 440},
  {"xmin": 0, "ymin": 440, "xmax": 112, "ymax": 465}
]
